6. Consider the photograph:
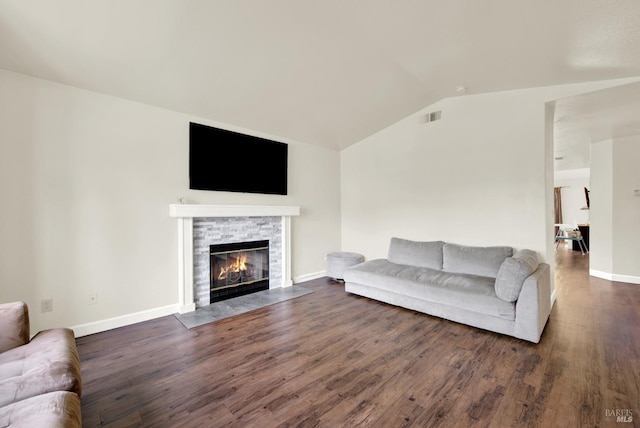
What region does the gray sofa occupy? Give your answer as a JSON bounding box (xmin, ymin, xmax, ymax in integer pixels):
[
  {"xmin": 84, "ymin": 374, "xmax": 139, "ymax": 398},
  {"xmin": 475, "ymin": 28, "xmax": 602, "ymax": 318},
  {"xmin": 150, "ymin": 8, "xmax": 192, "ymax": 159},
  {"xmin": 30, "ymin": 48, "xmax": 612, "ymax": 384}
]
[{"xmin": 343, "ymin": 238, "xmax": 551, "ymax": 343}]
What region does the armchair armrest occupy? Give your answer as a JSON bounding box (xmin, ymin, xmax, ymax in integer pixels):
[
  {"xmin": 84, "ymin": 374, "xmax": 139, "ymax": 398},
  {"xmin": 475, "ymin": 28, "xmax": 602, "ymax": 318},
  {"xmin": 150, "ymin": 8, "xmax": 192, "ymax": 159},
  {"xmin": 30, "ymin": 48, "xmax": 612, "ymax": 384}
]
[{"xmin": 0, "ymin": 302, "xmax": 30, "ymax": 353}]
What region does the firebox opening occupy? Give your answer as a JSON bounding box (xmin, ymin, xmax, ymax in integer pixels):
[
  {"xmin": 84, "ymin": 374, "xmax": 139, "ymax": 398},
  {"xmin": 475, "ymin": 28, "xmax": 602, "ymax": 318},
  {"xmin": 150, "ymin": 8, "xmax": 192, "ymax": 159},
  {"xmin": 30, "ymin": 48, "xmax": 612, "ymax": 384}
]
[{"xmin": 210, "ymin": 240, "xmax": 269, "ymax": 302}]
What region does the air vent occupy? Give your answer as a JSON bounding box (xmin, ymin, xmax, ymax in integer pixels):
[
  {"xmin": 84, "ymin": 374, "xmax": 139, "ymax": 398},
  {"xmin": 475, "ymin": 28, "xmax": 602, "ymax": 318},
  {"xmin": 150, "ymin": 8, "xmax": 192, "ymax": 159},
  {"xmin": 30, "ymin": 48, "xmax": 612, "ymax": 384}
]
[{"xmin": 421, "ymin": 110, "xmax": 442, "ymax": 124}]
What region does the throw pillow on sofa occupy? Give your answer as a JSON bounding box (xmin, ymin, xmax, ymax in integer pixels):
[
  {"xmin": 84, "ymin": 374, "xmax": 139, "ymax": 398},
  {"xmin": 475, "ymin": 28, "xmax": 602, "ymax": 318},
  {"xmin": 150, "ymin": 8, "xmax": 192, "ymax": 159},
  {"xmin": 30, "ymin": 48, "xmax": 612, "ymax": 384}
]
[
  {"xmin": 495, "ymin": 249, "xmax": 540, "ymax": 302},
  {"xmin": 443, "ymin": 243, "xmax": 513, "ymax": 278}
]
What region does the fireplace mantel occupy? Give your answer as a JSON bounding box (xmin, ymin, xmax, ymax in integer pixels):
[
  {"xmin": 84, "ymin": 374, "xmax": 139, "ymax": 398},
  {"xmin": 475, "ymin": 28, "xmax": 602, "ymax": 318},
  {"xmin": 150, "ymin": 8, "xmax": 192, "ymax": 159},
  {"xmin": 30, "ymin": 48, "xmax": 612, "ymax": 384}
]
[
  {"xmin": 170, "ymin": 204, "xmax": 301, "ymax": 313},
  {"xmin": 169, "ymin": 204, "xmax": 300, "ymax": 219}
]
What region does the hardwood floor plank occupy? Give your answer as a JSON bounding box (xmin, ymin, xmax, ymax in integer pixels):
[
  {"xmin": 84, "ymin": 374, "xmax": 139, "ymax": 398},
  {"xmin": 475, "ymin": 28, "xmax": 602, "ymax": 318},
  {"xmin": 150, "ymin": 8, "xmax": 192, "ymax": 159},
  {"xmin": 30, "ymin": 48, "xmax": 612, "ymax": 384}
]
[{"xmin": 77, "ymin": 248, "xmax": 640, "ymax": 427}]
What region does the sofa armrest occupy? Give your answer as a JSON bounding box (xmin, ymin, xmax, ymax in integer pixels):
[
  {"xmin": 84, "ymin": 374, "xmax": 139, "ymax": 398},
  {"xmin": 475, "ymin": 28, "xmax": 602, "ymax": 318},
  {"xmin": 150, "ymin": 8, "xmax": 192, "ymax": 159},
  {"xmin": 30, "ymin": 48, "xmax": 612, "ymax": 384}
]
[
  {"xmin": 0, "ymin": 302, "xmax": 30, "ymax": 353},
  {"xmin": 0, "ymin": 328, "xmax": 82, "ymax": 407},
  {"xmin": 514, "ymin": 263, "xmax": 551, "ymax": 343}
]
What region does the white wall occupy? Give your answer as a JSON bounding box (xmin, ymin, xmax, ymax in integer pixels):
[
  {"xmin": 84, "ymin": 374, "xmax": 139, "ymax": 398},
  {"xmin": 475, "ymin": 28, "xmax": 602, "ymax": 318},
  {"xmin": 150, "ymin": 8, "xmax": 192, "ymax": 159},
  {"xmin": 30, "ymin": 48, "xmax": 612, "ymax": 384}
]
[
  {"xmin": 590, "ymin": 141, "xmax": 614, "ymax": 274},
  {"xmin": 342, "ymin": 90, "xmax": 549, "ymax": 259},
  {"xmin": 612, "ymin": 136, "xmax": 640, "ymax": 279},
  {"xmin": 0, "ymin": 69, "xmax": 341, "ymax": 333},
  {"xmin": 591, "ymin": 136, "xmax": 640, "ymax": 282},
  {"xmin": 554, "ymin": 168, "xmax": 590, "ymax": 226}
]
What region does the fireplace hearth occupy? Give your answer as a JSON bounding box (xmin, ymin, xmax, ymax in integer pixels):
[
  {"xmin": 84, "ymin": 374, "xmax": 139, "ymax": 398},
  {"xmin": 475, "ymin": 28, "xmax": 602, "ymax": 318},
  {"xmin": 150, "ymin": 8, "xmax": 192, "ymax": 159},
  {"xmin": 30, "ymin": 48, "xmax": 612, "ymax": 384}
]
[{"xmin": 210, "ymin": 240, "xmax": 269, "ymax": 302}]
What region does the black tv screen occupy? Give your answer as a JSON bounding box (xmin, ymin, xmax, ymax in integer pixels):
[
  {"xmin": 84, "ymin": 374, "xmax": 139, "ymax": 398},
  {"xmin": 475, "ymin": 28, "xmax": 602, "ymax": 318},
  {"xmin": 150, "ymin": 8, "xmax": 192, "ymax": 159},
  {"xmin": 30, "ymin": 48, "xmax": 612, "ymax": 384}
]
[{"xmin": 189, "ymin": 122, "xmax": 288, "ymax": 195}]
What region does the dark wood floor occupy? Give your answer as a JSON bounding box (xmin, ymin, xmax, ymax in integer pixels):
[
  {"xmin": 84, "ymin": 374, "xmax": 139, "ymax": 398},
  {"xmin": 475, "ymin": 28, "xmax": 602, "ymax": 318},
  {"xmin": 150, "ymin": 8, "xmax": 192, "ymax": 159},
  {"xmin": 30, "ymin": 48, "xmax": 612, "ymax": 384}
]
[{"xmin": 77, "ymin": 248, "xmax": 639, "ymax": 427}]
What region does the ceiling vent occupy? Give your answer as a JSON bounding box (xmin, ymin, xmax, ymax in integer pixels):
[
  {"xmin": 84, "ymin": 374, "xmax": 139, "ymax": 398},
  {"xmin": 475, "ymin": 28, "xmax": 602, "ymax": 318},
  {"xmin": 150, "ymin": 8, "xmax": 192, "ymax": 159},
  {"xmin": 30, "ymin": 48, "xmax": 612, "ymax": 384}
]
[{"xmin": 421, "ymin": 110, "xmax": 442, "ymax": 124}]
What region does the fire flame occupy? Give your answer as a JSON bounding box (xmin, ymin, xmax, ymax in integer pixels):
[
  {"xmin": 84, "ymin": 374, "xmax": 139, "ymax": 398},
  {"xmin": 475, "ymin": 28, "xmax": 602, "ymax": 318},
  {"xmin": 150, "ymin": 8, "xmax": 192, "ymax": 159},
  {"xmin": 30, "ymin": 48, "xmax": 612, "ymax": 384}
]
[{"xmin": 218, "ymin": 254, "xmax": 247, "ymax": 280}]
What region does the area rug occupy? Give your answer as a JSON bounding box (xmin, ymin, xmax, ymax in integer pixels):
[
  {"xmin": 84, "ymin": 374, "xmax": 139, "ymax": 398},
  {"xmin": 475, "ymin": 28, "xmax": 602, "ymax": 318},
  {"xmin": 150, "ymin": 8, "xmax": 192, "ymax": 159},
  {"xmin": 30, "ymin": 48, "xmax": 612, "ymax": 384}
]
[{"xmin": 175, "ymin": 286, "xmax": 313, "ymax": 329}]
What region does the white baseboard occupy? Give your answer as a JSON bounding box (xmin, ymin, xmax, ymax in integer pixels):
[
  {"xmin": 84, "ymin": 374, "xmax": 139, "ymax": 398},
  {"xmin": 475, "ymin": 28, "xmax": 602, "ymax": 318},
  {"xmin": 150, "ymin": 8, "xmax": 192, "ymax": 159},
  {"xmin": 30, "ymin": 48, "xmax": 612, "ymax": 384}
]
[
  {"xmin": 71, "ymin": 304, "xmax": 180, "ymax": 338},
  {"xmin": 550, "ymin": 289, "xmax": 557, "ymax": 306},
  {"xmin": 294, "ymin": 271, "xmax": 326, "ymax": 283},
  {"xmin": 178, "ymin": 303, "xmax": 196, "ymax": 314},
  {"xmin": 590, "ymin": 269, "xmax": 640, "ymax": 284}
]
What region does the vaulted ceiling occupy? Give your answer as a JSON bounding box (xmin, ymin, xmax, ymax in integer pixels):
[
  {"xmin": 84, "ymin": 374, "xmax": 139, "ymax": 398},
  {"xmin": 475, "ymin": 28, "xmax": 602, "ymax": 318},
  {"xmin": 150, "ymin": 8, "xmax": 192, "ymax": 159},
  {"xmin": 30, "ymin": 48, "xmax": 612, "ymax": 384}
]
[
  {"xmin": 1, "ymin": 0, "xmax": 640, "ymax": 150},
  {"xmin": 554, "ymin": 81, "xmax": 640, "ymax": 171}
]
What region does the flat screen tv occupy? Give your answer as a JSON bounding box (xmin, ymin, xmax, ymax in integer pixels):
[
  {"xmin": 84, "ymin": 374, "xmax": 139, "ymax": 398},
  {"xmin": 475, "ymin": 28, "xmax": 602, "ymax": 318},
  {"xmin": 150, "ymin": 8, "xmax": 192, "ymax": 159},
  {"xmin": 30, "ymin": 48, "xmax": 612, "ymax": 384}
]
[{"xmin": 189, "ymin": 122, "xmax": 288, "ymax": 195}]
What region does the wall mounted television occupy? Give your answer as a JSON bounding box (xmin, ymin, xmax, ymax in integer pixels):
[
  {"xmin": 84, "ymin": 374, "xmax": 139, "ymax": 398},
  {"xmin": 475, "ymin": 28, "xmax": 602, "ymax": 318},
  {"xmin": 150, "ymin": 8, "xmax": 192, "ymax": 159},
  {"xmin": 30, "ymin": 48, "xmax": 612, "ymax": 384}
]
[{"xmin": 189, "ymin": 122, "xmax": 288, "ymax": 195}]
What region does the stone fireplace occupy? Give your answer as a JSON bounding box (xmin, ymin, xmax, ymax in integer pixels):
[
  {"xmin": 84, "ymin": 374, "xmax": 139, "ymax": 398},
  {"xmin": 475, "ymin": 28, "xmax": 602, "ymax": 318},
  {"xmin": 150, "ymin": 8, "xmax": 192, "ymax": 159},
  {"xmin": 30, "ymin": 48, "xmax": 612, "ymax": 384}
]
[{"xmin": 169, "ymin": 204, "xmax": 301, "ymax": 313}]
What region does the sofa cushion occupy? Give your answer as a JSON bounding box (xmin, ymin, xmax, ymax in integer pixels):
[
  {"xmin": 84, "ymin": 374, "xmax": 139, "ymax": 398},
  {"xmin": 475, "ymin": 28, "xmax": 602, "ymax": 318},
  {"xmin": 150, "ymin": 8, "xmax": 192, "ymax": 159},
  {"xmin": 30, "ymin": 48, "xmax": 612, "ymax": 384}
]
[
  {"xmin": 495, "ymin": 249, "xmax": 539, "ymax": 302},
  {"xmin": 344, "ymin": 259, "xmax": 515, "ymax": 320},
  {"xmin": 443, "ymin": 243, "xmax": 513, "ymax": 278},
  {"xmin": 388, "ymin": 238, "xmax": 445, "ymax": 270},
  {"xmin": 0, "ymin": 302, "xmax": 30, "ymax": 353}
]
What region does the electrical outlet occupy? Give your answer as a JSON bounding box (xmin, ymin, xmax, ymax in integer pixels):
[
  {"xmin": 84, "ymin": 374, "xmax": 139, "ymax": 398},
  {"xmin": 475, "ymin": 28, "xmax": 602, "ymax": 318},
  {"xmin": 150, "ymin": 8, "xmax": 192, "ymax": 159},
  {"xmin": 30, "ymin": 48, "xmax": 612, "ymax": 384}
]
[
  {"xmin": 41, "ymin": 298, "xmax": 53, "ymax": 313},
  {"xmin": 88, "ymin": 293, "xmax": 97, "ymax": 305}
]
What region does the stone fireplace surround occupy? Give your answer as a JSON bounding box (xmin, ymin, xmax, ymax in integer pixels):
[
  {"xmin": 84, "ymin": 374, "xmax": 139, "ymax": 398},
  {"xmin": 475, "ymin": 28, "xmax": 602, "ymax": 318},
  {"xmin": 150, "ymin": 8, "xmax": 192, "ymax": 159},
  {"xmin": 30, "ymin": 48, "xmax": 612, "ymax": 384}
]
[{"xmin": 169, "ymin": 204, "xmax": 301, "ymax": 313}]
